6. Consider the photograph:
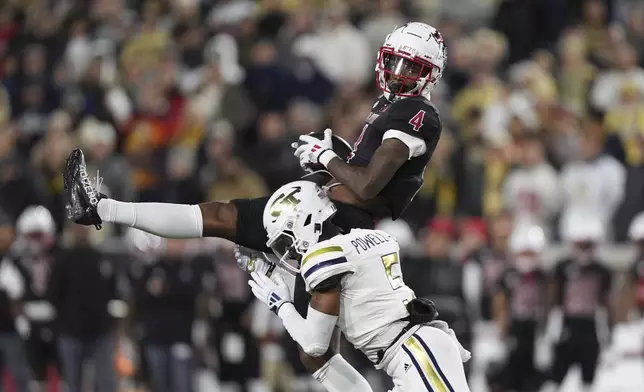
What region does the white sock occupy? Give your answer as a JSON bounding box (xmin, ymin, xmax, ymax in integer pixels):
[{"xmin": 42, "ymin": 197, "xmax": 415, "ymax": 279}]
[
  {"xmin": 312, "ymin": 354, "xmax": 373, "ymax": 392},
  {"xmin": 97, "ymin": 199, "xmax": 203, "ymax": 238}
]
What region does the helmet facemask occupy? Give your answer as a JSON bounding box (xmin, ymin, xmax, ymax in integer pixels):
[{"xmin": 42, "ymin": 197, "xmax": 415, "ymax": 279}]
[
  {"xmin": 377, "ymin": 48, "xmax": 439, "ymax": 98},
  {"xmin": 266, "ymin": 210, "xmax": 329, "ymax": 275},
  {"xmin": 267, "ymin": 219, "xmax": 309, "ymax": 275}
]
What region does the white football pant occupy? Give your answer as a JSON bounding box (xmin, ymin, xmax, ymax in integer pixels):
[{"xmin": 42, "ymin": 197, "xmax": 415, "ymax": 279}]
[{"xmin": 384, "ymin": 325, "xmax": 471, "ymax": 392}]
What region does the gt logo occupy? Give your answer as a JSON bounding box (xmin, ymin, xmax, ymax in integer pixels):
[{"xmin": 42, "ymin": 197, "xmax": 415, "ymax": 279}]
[
  {"xmin": 409, "ymin": 110, "xmax": 426, "ymax": 132},
  {"xmin": 269, "ymin": 187, "xmax": 302, "ymax": 219}
]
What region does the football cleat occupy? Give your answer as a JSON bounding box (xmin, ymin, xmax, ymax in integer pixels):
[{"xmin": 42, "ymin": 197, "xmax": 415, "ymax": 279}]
[
  {"xmin": 234, "ymin": 245, "xmax": 276, "ymax": 276},
  {"xmin": 63, "ymin": 148, "xmax": 105, "ymax": 229}
]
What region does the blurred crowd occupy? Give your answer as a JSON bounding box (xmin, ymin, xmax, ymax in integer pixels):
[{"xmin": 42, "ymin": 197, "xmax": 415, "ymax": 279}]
[{"xmin": 1, "ymin": 0, "xmax": 644, "ymax": 391}]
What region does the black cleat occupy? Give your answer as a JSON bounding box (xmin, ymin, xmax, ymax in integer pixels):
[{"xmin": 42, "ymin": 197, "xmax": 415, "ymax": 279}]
[{"xmin": 63, "ymin": 148, "xmax": 104, "ymax": 229}]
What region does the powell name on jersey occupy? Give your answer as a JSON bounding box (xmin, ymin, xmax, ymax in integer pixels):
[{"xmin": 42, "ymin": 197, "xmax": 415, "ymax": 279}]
[
  {"xmin": 349, "ymin": 95, "xmax": 442, "ymax": 219},
  {"xmin": 300, "ymin": 228, "xmax": 415, "ymax": 362}
]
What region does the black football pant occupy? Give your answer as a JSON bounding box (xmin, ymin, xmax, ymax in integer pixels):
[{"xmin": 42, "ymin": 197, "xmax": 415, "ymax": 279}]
[
  {"xmin": 501, "ymin": 323, "xmax": 542, "ymax": 392},
  {"xmin": 25, "ymin": 326, "xmax": 58, "ymax": 382},
  {"xmin": 551, "ymin": 333, "xmax": 599, "ymax": 386}
]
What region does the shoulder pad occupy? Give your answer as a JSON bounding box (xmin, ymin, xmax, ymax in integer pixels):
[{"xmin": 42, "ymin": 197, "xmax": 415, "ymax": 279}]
[
  {"xmin": 300, "ymin": 240, "xmax": 356, "ymax": 292},
  {"xmin": 387, "ymin": 98, "xmax": 441, "ymax": 140}
]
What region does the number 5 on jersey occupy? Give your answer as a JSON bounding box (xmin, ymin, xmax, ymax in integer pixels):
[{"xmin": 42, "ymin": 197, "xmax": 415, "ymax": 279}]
[
  {"xmin": 408, "ymin": 110, "xmax": 426, "ymax": 132},
  {"xmin": 382, "ymin": 252, "xmax": 404, "ymax": 290}
]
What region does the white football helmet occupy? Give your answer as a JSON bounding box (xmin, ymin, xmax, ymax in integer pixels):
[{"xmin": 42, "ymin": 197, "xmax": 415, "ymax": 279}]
[
  {"xmin": 509, "ymin": 225, "xmax": 546, "ymax": 254},
  {"xmin": 262, "ymin": 181, "xmax": 337, "ymax": 274},
  {"xmin": 509, "ymin": 224, "xmax": 546, "ymax": 273},
  {"xmin": 16, "ymin": 206, "xmax": 55, "ymax": 237},
  {"xmin": 15, "ymin": 205, "xmax": 55, "ymax": 253},
  {"xmin": 376, "ymin": 22, "xmax": 447, "ymax": 100}
]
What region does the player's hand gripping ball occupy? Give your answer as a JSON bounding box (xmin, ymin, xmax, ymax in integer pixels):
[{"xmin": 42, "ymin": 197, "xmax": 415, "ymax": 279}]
[
  {"xmin": 292, "ymin": 128, "xmax": 336, "ymax": 171},
  {"xmin": 234, "ymin": 245, "xmax": 275, "ymax": 276}
]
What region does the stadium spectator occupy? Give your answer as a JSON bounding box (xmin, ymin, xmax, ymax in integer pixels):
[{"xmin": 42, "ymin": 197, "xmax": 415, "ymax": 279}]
[
  {"xmin": 0, "ymin": 209, "xmax": 31, "ymax": 392},
  {"xmin": 129, "ymin": 238, "xmax": 204, "ymax": 392},
  {"xmin": 559, "ymin": 127, "xmax": 626, "ymax": 236},
  {"xmin": 209, "ymin": 243, "xmax": 263, "ymax": 392},
  {"xmin": 502, "ymin": 134, "xmax": 560, "ymax": 235},
  {"xmin": 50, "ymin": 223, "xmax": 121, "ymax": 392},
  {"xmin": 0, "ymin": 124, "xmax": 49, "ymax": 222}
]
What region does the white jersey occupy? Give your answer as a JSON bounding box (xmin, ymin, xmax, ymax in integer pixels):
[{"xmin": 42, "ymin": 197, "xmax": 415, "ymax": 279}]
[{"xmin": 300, "ymin": 228, "xmax": 415, "ymax": 362}]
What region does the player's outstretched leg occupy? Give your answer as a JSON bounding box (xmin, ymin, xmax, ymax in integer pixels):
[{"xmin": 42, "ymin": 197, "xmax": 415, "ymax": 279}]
[{"xmin": 63, "ymin": 148, "xmax": 256, "ymax": 246}]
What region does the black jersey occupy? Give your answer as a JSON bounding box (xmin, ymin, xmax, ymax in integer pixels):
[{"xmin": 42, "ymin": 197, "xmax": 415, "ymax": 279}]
[
  {"xmin": 16, "ymin": 252, "xmax": 56, "ymax": 303},
  {"xmin": 554, "ymin": 259, "xmax": 612, "ymax": 330},
  {"xmin": 347, "ymin": 95, "xmax": 441, "ymax": 219},
  {"xmin": 498, "ymin": 267, "xmax": 547, "ymax": 325}
]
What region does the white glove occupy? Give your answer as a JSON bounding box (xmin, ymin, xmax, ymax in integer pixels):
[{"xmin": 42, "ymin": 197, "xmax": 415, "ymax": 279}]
[
  {"xmin": 293, "ymin": 128, "xmax": 338, "ymax": 169},
  {"xmin": 248, "ymin": 271, "xmax": 292, "ymax": 315},
  {"xmin": 234, "ymin": 245, "xmax": 275, "ymax": 276}
]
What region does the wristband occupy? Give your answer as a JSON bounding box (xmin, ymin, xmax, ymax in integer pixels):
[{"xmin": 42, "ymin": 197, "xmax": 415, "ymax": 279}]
[{"xmin": 319, "ymin": 150, "xmax": 338, "ymax": 167}]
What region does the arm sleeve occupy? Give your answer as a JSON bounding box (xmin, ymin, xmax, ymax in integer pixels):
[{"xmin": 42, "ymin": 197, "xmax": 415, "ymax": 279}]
[
  {"xmin": 277, "ymin": 303, "xmax": 338, "ymax": 357},
  {"xmin": 300, "ymin": 243, "xmax": 356, "ymax": 292},
  {"xmin": 97, "ymin": 199, "xmax": 203, "ymax": 238}
]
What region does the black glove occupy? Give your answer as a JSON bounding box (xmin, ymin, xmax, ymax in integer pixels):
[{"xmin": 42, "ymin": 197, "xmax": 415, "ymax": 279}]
[
  {"xmin": 406, "ymin": 297, "xmax": 439, "ymax": 325},
  {"xmin": 62, "ymin": 148, "xmax": 104, "ymax": 229}
]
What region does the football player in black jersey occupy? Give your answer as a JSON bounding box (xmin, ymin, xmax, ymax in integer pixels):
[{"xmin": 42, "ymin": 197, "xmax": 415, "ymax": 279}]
[
  {"xmin": 63, "ymin": 21, "xmax": 447, "ymax": 390},
  {"xmin": 543, "ymin": 214, "xmax": 612, "ymax": 392},
  {"xmin": 12, "ymin": 206, "xmax": 60, "ymax": 392},
  {"xmin": 618, "ymin": 212, "xmax": 644, "ymax": 319},
  {"xmin": 488, "ymin": 225, "xmax": 548, "ymax": 392}
]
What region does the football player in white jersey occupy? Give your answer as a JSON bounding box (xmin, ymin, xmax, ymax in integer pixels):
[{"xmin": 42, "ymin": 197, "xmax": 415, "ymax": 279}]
[{"xmin": 246, "ymin": 181, "xmax": 471, "ymax": 392}]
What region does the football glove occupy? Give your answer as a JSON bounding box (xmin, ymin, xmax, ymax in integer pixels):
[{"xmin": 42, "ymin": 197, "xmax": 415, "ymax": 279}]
[
  {"xmin": 293, "ymin": 128, "xmax": 338, "ymax": 169},
  {"xmin": 248, "ymin": 271, "xmax": 292, "ymax": 315},
  {"xmin": 234, "ymin": 245, "xmax": 276, "ymax": 276},
  {"xmin": 62, "ymin": 148, "xmax": 105, "ymax": 229}
]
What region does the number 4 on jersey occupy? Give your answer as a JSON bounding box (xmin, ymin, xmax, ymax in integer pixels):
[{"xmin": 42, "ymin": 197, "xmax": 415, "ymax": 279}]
[{"xmin": 408, "ymin": 110, "xmax": 426, "ymax": 132}]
